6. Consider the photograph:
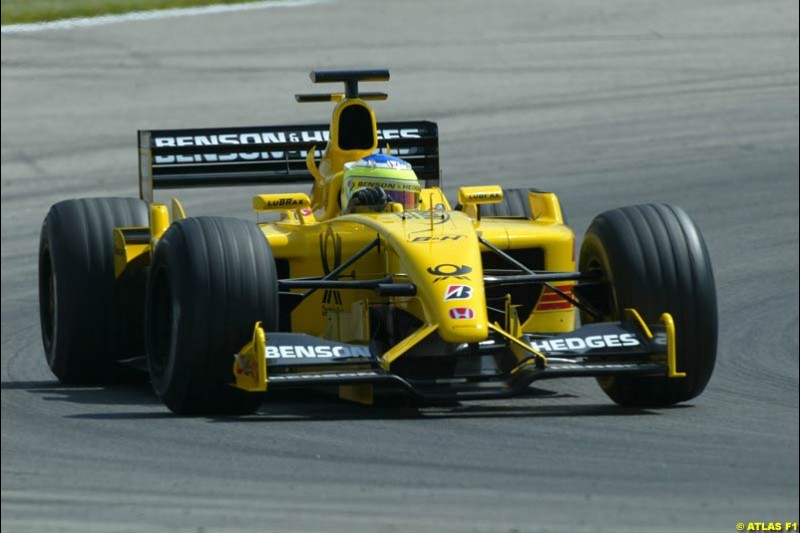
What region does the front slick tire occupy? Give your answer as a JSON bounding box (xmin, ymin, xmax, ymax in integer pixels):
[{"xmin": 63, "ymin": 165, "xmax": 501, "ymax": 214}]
[
  {"xmin": 145, "ymin": 217, "xmax": 278, "ymax": 415},
  {"xmin": 579, "ymin": 204, "xmax": 717, "ymax": 407}
]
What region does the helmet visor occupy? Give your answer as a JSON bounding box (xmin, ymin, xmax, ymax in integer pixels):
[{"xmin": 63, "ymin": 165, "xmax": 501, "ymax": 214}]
[
  {"xmin": 345, "ymin": 175, "xmax": 420, "ymax": 210},
  {"xmin": 384, "ymin": 189, "xmax": 419, "ymax": 210}
]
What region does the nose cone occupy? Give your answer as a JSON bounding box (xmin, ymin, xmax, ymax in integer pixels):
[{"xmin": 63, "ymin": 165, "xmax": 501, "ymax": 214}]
[
  {"xmin": 396, "ymin": 212, "xmax": 488, "ymax": 344},
  {"xmin": 424, "ymin": 261, "xmax": 488, "ymax": 343}
]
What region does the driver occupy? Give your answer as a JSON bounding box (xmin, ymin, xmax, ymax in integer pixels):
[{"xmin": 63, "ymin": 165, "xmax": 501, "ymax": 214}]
[{"xmin": 340, "ymin": 154, "xmax": 421, "ymax": 214}]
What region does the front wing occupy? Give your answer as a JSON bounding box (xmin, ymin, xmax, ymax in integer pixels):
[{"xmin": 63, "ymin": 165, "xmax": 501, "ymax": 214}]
[{"xmin": 232, "ymin": 311, "xmax": 682, "ymax": 401}]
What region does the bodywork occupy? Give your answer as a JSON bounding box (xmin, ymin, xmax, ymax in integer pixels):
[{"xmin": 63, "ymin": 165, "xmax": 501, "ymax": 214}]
[{"xmin": 117, "ymin": 70, "xmax": 685, "ymax": 403}]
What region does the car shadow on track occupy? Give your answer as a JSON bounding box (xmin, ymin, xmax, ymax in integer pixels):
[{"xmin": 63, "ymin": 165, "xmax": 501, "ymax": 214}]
[
  {"xmin": 1, "ymin": 379, "xmax": 164, "ymax": 411},
  {"xmin": 230, "ymin": 403, "xmax": 668, "ymax": 423},
  {"xmin": 2, "ymin": 380, "xmax": 684, "ymax": 421},
  {"xmin": 212, "ymin": 387, "xmax": 677, "ymax": 422}
]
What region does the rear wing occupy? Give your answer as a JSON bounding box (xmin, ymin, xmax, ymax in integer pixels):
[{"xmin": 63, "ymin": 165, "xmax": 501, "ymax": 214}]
[{"xmin": 138, "ymin": 121, "xmax": 439, "ymax": 203}]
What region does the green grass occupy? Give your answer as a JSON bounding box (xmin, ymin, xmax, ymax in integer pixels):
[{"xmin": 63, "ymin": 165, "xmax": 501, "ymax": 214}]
[{"xmin": 1, "ymin": 0, "xmax": 271, "ymax": 25}]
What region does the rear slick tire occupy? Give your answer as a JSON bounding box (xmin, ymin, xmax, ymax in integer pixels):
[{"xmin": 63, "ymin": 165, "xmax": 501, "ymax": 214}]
[
  {"xmin": 475, "ymin": 187, "xmax": 568, "ymax": 225},
  {"xmin": 579, "ymin": 204, "xmax": 717, "ymax": 407},
  {"xmin": 38, "ymin": 197, "xmax": 149, "ymax": 383},
  {"xmin": 145, "ymin": 217, "xmax": 278, "ymax": 415}
]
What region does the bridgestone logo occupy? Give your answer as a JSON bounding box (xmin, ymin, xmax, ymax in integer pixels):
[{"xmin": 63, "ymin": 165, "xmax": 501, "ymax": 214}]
[
  {"xmin": 531, "ymin": 333, "xmax": 640, "ymax": 352},
  {"xmin": 265, "ymin": 345, "xmax": 371, "ymax": 359},
  {"xmin": 444, "ymin": 285, "xmax": 472, "ymax": 301}
]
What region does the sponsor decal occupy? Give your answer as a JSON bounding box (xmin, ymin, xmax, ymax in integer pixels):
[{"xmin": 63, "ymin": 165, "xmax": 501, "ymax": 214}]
[
  {"xmin": 465, "ymin": 191, "xmax": 502, "ymax": 201},
  {"xmin": 263, "ymin": 198, "xmax": 304, "ymax": 207},
  {"xmin": 535, "ymin": 284, "xmax": 574, "ymax": 311},
  {"xmin": 154, "ymin": 149, "xmax": 429, "ymax": 165},
  {"xmin": 653, "ymin": 332, "xmax": 668, "ymax": 346},
  {"xmin": 411, "ymin": 235, "xmax": 465, "ymax": 243},
  {"xmin": 154, "ymin": 131, "xmax": 329, "ymax": 148},
  {"xmin": 318, "ymin": 226, "xmax": 343, "ymax": 310},
  {"xmin": 530, "ymin": 333, "xmax": 640, "ymax": 353},
  {"xmin": 322, "ymin": 290, "xmax": 342, "ymax": 306},
  {"xmin": 548, "ymin": 362, "xmax": 647, "ymax": 371},
  {"xmin": 427, "ymin": 264, "xmax": 472, "ymax": 283},
  {"xmin": 270, "ymin": 370, "xmax": 382, "ymax": 381},
  {"xmin": 349, "ymin": 179, "xmax": 420, "ymax": 192},
  {"xmin": 152, "ymin": 130, "xmax": 328, "ymax": 165},
  {"xmin": 444, "ymin": 285, "xmax": 473, "ymax": 301},
  {"xmin": 376, "ymin": 128, "xmax": 422, "ymax": 140},
  {"xmin": 265, "ymin": 345, "xmax": 372, "ymax": 359},
  {"xmin": 449, "ymin": 307, "xmax": 475, "ymax": 320},
  {"xmin": 234, "ymin": 353, "xmax": 257, "ymax": 377},
  {"xmin": 153, "ymin": 150, "xmax": 322, "ymax": 165},
  {"xmin": 319, "ymin": 225, "xmax": 342, "ymax": 276},
  {"xmin": 395, "ymin": 211, "xmax": 451, "ymax": 224},
  {"xmin": 152, "ymin": 128, "xmax": 423, "ymax": 165}
]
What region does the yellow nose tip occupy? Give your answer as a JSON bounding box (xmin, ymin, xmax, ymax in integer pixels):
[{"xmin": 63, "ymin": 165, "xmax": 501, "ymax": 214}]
[{"xmin": 439, "ymin": 323, "xmax": 487, "ymax": 344}]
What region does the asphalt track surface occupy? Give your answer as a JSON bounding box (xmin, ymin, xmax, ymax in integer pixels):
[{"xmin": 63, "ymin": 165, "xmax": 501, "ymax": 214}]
[{"xmin": 2, "ymin": 1, "xmax": 798, "ymax": 532}]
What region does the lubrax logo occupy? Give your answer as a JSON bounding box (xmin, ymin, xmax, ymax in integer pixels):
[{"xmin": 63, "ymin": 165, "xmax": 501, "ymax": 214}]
[
  {"xmin": 531, "ymin": 333, "xmax": 640, "ymax": 352},
  {"xmin": 265, "ymin": 198, "xmax": 304, "ymax": 207},
  {"xmin": 466, "ymin": 192, "xmax": 502, "ymax": 200},
  {"xmin": 265, "ymin": 345, "xmax": 371, "ymax": 359}
]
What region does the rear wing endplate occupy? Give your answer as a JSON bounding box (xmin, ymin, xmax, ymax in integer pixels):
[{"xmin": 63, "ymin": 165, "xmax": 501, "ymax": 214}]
[{"xmin": 138, "ymin": 121, "xmax": 439, "ymax": 203}]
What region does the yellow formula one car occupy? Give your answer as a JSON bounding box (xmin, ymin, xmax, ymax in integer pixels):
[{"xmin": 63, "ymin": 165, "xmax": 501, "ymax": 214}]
[{"xmin": 38, "ymin": 70, "xmax": 718, "ymax": 415}]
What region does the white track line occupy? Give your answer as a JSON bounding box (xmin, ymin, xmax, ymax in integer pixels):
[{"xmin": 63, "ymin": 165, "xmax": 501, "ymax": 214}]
[{"xmin": 1, "ymin": 0, "xmax": 321, "ymax": 34}]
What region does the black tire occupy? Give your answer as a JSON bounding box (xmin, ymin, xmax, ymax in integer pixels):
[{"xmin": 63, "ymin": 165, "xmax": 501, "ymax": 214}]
[
  {"xmin": 478, "ymin": 187, "xmax": 537, "ymax": 218},
  {"xmin": 464, "ymin": 187, "xmax": 568, "ymax": 224},
  {"xmin": 145, "ymin": 217, "xmax": 278, "ymax": 415},
  {"xmin": 38, "ymin": 197, "xmax": 149, "ymax": 383},
  {"xmin": 579, "ymin": 204, "xmax": 717, "ymax": 406}
]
